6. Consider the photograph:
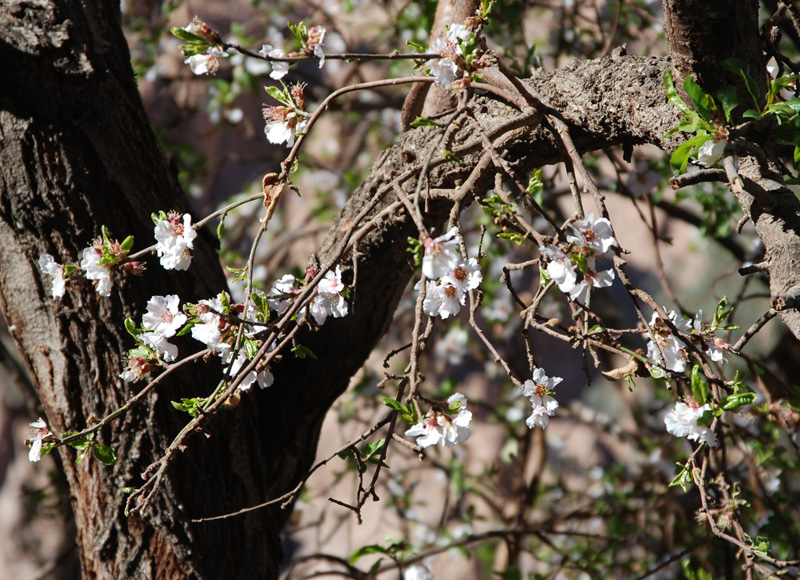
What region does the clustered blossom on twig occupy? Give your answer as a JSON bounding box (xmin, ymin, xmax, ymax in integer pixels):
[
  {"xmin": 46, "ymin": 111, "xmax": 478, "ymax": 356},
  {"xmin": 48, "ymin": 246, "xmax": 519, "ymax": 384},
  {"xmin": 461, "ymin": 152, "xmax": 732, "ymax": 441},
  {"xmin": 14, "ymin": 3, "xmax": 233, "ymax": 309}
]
[
  {"xmin": 646, "ymin": 307, "xmax": 728, "ymax": 377},
  {"xmin": 419, "ymin": 227, "xmax": 482, "ymax": 319},
  {"xmin": 539, "ymin": 213, "xmax": 616, "ymax": 303},
  {"xmin": 26, "ymin": 417, "xmax": 54, "ymax": 463},
  {"xmin": 263, "ymin": 82, "xmax": 308, "ymax": 147},
  {"xmin": 405, "ymin": 393, "xmax": 472, "ymax": 448},
  {"xmin": 665, "ymin": 400, "xmax": 718, "ymax": 447},
  {"xmin": 266, "ymin": 264, "xmax": 349, "ymax": 325},
  {"xmin": 153, "ymin": 211, "xmax": 197, "ymax": 271},
  {"xmin": 521, "ymin": 367, "xmax": 562, "ymax": 430}
]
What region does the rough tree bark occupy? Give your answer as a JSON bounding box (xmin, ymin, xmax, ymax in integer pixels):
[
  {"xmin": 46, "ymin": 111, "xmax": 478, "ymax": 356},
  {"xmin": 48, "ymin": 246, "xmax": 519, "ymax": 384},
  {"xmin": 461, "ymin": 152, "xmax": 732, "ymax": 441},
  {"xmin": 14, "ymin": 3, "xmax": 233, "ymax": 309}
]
[{"xmin": 1, "ymin": 0, "xmax": 797, "ymax": 579}]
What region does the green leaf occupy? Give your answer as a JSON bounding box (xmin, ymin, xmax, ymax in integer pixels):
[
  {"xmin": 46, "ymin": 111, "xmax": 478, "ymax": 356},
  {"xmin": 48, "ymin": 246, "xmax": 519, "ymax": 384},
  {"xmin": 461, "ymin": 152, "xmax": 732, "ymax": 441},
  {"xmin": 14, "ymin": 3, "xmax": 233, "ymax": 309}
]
[
  {"xmin": 409, "ymin": 117, "xmax": 439, "ymax": 127},
  {"xmin": 663, "ymin": 69, "xmax": 695, "ymax": 119},
  {"xmin": 721, "ymin": 58, "xmax": 761, "ymax": 108},
  {"xmin": 670, "ymin": 134, "xmax": 712, "ymax": 175},
  {"xmin": 717, "ymin": 85, "xmax": 738, "ymax": 125},
  {"xmin": 124, "ymin": 317, "xmax": 139, "ymax": 338},
  {"xmin": 170, "ymin": 26, "xmax": 208, "ymax": 44},
  {"xmin": 93, "ymin": 444, "xmax": 118, "ymax": 466},
  {"xmin": 684, "ymin": 75, "xmax": 718, "ymax": 122},
  {"xmin": 216, "ymin": 216, "xmax": 226, "ymax": 239},
  {"xmin": 120, "ymin": 235, "xmax": 135, "ymax": 254},
  {"xmin": 349, "ymin": 544, "xmax": 392, "ymax": 565},
  {"xmin": 406, "ymin": 40, "xmax": 425, "ymax": 53},
  {"xmin": 381, "ymin": 397, "xmax": 410, "ymax": 415},
  {"xmin": 743, "ymin": 108, "xmax": 762, "ymax": 120},
  {"xmin": 292, "ymin": 345, "xmax": 318, "ymax": 359},
  {"xmin": 691, "ymin": 365, "xmax": 710, "ymax": 405},
  {"xmin": 670, "ymin": 461, "xmax": 693, "ymax": 492},
  {"xmin": 441, "ymin": 149, "xmax": 460, "ymax": 164}
]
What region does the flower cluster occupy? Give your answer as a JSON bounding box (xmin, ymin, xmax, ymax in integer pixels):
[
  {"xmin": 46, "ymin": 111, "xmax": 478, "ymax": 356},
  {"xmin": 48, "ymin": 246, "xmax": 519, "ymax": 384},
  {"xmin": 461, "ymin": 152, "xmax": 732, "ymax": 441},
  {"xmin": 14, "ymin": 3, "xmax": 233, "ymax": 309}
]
[
  {"xmin": 420, "ymin": 228, "xmax": 482, "ymax": 319},
  {"xmin": 665, "ymin": 400, "xmax": 718, "ymax": 447},
  {"xmin": 405, "ymin": 393, "xmax": 472, "ymax": 448},
  {"xmin": 539, "ymin": 213, "xmax": 616, "ymax": 304},
  {"xmin": 40, "ymin": 228, "xmax": 134, "ymax": 298},
  {"xmin": 267, "ymin": 265, "xmax": 349, "ymax": 325},
  {"xmin": 153, "ymin": 211, "xmax": 197, "ymax": 271},
  {"xmin": 646, "ymin": 308, "xmax": 728, "ymax": 376},
  {"xmin": 426, "ymin": 23, "xmax": 494, "ymax": 89},
  {"xmin": 263, "ymin": 82, "xmax": 308, "ymax": 147},
  {"xmin": 174, "ymin": 18, "xmax": 229, "ymax": 76},
  {"xmin": 521, "ymin": 368, "xmax": 562, "ymax": 430},
  {"xmin": 258, "ymin": 23, "xmax": 327, "ymax": 81}
]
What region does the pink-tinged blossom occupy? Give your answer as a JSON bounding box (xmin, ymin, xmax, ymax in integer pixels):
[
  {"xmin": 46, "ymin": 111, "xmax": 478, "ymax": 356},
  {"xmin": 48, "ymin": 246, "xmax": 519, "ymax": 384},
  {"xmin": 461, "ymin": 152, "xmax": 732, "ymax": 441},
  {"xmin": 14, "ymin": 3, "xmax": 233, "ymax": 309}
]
[
  {"xmin": 259, "ymin": 44, "xmax": 289, "ymax": 80},
  {"xmin": 141, "ymin": 331, "xmax": 178, "ymax": 362},
  {"xmin": 404, "ymin": 393, "xmax": 472, "ymax": 448},
  {"xmin": 119, "ymin": 356, "xmax": 153, "ymax": 383},
  {"xmin": 567, "ymin": 213, "xmax": 616, "ymax": 255},
  {"xmin": 268, "ymin": 274, "xmax": 297, "ymax": 316},
  {"xmin": 422, "ymin": 280, "xmax": 463, "ymax": 319},
  {"xmin": 309, "ymin": 266, "xmax": 348, "ymax": 325},
  {"xmin": 80, "ymin": 247, "xmax": 112, "ymax": 297},
  {"xmin": 422, "ymin": 227, "xmax": 461, "ymax": 279},
  {"xmin": 38, "ymin": 254, "xmax": 66, "ymax": 298},
  {"xmin": 426, "ymin": 24, "xmax": 470, "ymax": 88},
  {"xmin": 522, "ymin": 368, "xmax": 562, "ymax": 430},
  {"xmin": 154, "ymin": 212, "xmax": 197, "ymax": 271},
  {"xmin": 307, "ymin": 26, "xmax": 326, "ymax": 68},
  {"xmin": 191, "ymin": 296, "xmax": 228, "ymax": 352},
  {"xmin": 180, "ymin": 18, "xmax": 219, "ymax": 43},
  {"xmin": 665, "ymin": 401, "xmax": 718, "ymax": 447},
  {"xmin": 142, "ymin": 295, "xmax": 186, "ymax": 338},
  {"xmin": 263, "ymin": 109, "xmax": 307, "ymax": 147},
  {"xmin": 27, "ymin": 417, "xmax": 53, "ymax": 463}
]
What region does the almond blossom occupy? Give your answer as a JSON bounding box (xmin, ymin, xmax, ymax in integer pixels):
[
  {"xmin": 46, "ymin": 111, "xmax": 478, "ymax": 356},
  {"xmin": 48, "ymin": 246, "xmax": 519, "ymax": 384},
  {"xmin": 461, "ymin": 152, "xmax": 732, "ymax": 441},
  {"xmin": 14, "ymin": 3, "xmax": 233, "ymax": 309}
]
[
  {"xmin": 426, "ymin": 24, "xmax": 470, "ymax": 88},
  {"xmin": 142, "ymin": 295, "xmax": 186, "ymax": 338},
  {"xmin": 422, "ymin": 227, "xmax": 461, "ymax": 279},
  {"xmin": 405, "ymin": 393, "xmax": 472, "ymax": 448},
  {"xmin": 422, "ymin": 280, "xmax": 463, "ymax": 319},
  {"xmin": 267, "ymin": 274, "xmax": 298, "ymax": 316},
  {"xmin": 522, "ymin": 368, "xmax": 562, "ymax": 429},
  {"xmin": 259, "ymin": 44, "xmax": 290, "ymax": 80},
  {"xmin": 225, "ymin": 347, "xmax": 274, "ymax": 391},
  {"xmin": 80, "ymin": 246, "xmax": 112, "ymax": 297},
  {"xmin": 185, "ymin": 46, "xmax": 228, "ymax": 76},
  {"xmin": 26, "ymin": 417, "xmax": 53, "ymax": 463},
  {"xmin": 309, "ymin": 265, "xmax": 348, "ymax": 325},
  {"xmin": 153, "ymin": 212, "xmax": 197, "ymax": 271},
  {"xmin": 665, "ymin": 400, "xmax": 718, "ymax": 447},
  {"xmin": 38, "ymin": 254, "xmax": 66, "ymax": 298}
]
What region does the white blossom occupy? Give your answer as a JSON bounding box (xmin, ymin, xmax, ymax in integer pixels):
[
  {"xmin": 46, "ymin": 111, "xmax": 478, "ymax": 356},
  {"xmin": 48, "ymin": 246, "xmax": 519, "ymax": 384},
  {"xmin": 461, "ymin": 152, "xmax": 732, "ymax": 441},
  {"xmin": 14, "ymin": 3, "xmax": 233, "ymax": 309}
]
[
  {"xmin": 225, "ymin": 348, "xmax": 273, "ymax": 391},
  {"xmin": 665, "ymin": 401, "xmax": 718, "ymax": 447},
  {"xmin": 142, "ymin": 295, "xmax": 186, "ymax": 337},
  {"xmin": 405, "ymin": 393, "xmax": 472, "ymax": 448},
  {"xmin": 426, "ymin": 24, "xmax": 470, "ymax": 88},
  {"xmin": 264, "ymin": 112, "xmax": 307, "ymax": 147},
  {"xmin": 185, "ymin": 46, "xmax": 227, "ymax": 76},
  {"xmin": 27, "ymin": 417, "xmax": 53, "ymax": 463},
  {"xmin": 191, "ymin": 296, "xmax": 227, "ymax": 352},
  {"xmin": 38, "ymin": 254, "xmax": 66, "ymax": 298},
  {"xmin": 442, "ymin": 257, "xmax": 482, "ymax": 294},
  {"xmin": 259, "ymin": 44, "xmax": 289, "ymax": 80},
  {"xmin": 268, "ymin": 274, "xmax": 297, "ymax": 316},
  {"xmin": 422, "ymin": 227, "xmax": 461, "ymax": 279},
  {"xmin": 404, "ymin": 565, "xmax": 434, "ymax": 580},
  {"xmin": 567, "ymin": 213, "xmax": 616, "ymax": 255},
  {"xmin": 309, "ymin": 266, "xmax": 348, "ymax": 325},
  {"xmin": 697, "ymin": 138, "xmax": 726, "ymax": 167},
  {"xmin": 141, "ymin": 331, "xmax": 178, "ymax": 362},
  {"xmin": 539, "ymin": 245, "xmax": 577, "ymax": 293},
  {"xmin": 80, "ymin": 247, "xmax": 112, "ymax": 297},
  {"xmin": 422, "ymin": 280, "xmax": 463, "ymax": 319},
  {"xmin": 154, "ymin": 212, "xmax": 197, "ymax": 271},
  {"xmin": 435, "ymin": 326, "xmax": 468, "ymax": 365},
  {"xmin": 522, "ymin": 368, "xmax": 562, "ymax": 430},
  {"xmin": 627, "ymin": 160, "xmax": 661, "ymax": 196}
]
